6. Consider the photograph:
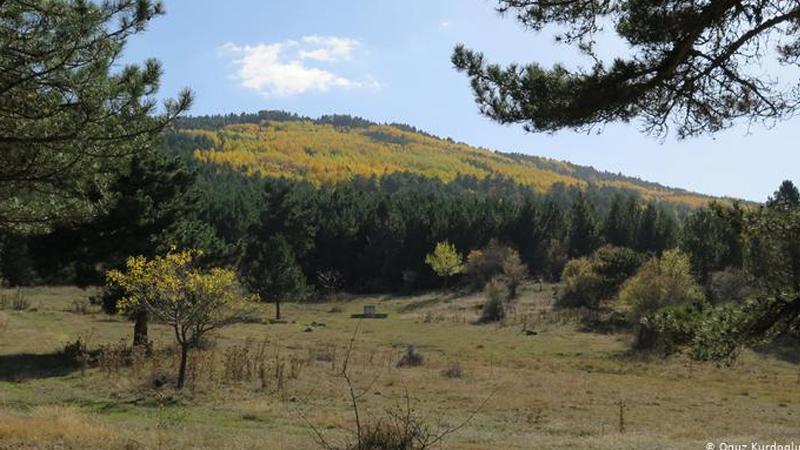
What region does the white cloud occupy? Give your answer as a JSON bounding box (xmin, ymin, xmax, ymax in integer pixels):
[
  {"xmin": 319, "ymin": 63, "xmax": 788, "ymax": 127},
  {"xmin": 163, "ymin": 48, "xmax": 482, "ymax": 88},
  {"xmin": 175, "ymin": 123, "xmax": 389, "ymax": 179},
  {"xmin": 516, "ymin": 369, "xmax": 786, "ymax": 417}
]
[
  {"xmin": 299, "ymin": 35, "xmax": 359, "ymax": 62},
  {"xmin": 220, "ymin": 36, "xmax": 378, "ymax": 97},
  {"xmin": 440, "ymin": 20, "xmax": 451, "ymax": 28}
]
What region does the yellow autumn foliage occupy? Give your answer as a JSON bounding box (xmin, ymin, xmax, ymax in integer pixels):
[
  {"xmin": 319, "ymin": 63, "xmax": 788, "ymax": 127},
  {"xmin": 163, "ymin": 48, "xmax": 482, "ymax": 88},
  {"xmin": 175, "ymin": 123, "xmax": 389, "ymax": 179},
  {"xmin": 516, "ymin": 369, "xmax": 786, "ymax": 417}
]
[
  {"xmin": 186, "ymin": 121, "xmax": 714, "ymax": 208},
  {"xmin": 106, "ymin": 248, "xmax": 249, "ymax": 330}
]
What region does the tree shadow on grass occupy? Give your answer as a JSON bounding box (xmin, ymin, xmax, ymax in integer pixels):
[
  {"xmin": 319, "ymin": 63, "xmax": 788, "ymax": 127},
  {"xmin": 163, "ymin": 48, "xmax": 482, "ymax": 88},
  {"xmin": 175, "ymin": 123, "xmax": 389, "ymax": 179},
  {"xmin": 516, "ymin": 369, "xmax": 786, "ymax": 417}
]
[
  {"xmin": 0, "ymin": 352, "xmax": 78, "ymax": 381},
  {"xmin": 397, "ymin": 292, "xmax": 463, "ymax": 313},
  {"xmin": 577, "ymin": 310, "xmax": 632, "ymax": 335},
  {"xmin": 752, "ymin": 336, "xmax": 800, "ymax": 364}
]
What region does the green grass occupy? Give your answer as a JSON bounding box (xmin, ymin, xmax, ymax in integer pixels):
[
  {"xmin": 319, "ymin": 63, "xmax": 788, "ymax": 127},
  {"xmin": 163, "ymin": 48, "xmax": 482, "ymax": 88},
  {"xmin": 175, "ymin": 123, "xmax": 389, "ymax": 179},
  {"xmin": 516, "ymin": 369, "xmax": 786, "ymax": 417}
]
[{"xmin": 0, "ymin": 285, "xmax": 798, "ymax": 449}]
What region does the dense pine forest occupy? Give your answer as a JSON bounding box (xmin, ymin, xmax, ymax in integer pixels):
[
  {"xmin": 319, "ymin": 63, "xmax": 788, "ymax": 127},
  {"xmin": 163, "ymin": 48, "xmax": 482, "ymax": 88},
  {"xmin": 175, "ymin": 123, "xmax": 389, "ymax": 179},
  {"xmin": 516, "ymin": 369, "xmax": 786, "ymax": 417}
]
[{"xmin": 2, "ymin": 111, "xmax": 696, "ymax": 293}]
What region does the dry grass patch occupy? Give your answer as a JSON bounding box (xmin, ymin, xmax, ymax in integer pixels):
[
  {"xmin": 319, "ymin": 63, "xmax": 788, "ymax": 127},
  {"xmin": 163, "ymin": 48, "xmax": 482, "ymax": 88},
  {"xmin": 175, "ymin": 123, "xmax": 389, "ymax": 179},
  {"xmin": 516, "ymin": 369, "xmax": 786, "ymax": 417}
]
[{"xmin": 0, "ymin": 405, "xmax": 121, "ymax": 447}]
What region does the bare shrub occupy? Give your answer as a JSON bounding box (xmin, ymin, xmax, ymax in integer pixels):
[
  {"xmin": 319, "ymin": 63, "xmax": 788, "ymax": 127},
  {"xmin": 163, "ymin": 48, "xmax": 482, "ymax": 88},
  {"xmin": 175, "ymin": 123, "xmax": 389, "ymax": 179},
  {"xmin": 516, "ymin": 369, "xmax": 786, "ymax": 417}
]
[
  {"xmin": 350, "ymin": 409, "xmax": 432, "ymax": 450},
  {"xmin": 275, "ymin": 359, "xmax": 286, "ymax": 395},
  {"xmin": 422, "ymin": 311, "xmax": 445, "ymax": 323},
  {"xmin": 70, "ymin": 297, "xmax": 91, "ymax": 314},
  {"xmin": 317, "ymin": 269, "xmax": 344, "ymax": 298},
  {"xmin": 465, "ymin": 240, "xmax": 527, "ymax": 291},
  {"xmin": 12, "ymin": 288, "xmax": 30, "ymax": 310},
  {"xmin": 479, "ymin": 276, "xmax": 508, "ymax": 323},
  {"xmin": 223, "ymin": 345, "xmax": 252, "ymax": 382},
  {"xmin": 396, "ymin": 346, "xmax": 424, "ymax": 368},
  {"xmin": 186, "ymin": 350, "xmax": 216, "ymax": 388},
  {"xmin": 223, "ymin": 338, "xmax": 269, "ymax": 383},
  {"xmin": 442, "ymin": 361, "xmax": 464, "ymax": 379},
  {"xmin": 97, "ymin": 340, "xmax": 130, "ymax": 376},
  {"xmin": 61, "ymin": 336, "xmax": 92, "ymax": 374},
  {"xmin": 1, "ymin": 288, "xmax": 30, "ymax": 311},
  {"xmin": 130, "ymin": 345, "xmax": 148, "ymax": 378}
]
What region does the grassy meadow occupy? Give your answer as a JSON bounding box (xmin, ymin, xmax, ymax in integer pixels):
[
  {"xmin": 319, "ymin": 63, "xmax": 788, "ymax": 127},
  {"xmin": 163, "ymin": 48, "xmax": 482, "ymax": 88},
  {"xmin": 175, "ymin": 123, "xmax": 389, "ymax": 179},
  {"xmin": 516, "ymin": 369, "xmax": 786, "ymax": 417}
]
[{"xmin": 0, "ymin": 284, "xmax": 798, "ymax": 449}]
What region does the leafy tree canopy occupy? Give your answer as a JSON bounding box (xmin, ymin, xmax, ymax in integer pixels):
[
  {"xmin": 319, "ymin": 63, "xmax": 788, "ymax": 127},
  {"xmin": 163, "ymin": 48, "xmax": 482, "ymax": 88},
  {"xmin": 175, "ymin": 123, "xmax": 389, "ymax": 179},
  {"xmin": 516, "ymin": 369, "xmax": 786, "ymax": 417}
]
[
  {"xmin": 425, "ymin": 241, "xmax": 465, "ymax": 282},
  {"xmin": 107, "ymin": 249, "xmax": 251, "ymax": 388}
]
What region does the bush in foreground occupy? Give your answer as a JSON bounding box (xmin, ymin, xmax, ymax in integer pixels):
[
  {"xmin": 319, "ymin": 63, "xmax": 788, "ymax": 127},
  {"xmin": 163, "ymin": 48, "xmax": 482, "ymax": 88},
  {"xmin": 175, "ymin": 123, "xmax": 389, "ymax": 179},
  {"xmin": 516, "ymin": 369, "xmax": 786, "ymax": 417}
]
[{"xmin": 619, "ymin": 249, "xmax": 706, "ymax": 349}]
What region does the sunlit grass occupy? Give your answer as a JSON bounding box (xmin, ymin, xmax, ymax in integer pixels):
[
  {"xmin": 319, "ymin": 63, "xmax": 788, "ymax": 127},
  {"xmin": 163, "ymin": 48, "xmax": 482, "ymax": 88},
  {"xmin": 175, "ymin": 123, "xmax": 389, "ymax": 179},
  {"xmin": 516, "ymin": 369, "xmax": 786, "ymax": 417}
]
[{"xmin": 0, "ymin": 285, "xmax": 797, "ymax": 449}]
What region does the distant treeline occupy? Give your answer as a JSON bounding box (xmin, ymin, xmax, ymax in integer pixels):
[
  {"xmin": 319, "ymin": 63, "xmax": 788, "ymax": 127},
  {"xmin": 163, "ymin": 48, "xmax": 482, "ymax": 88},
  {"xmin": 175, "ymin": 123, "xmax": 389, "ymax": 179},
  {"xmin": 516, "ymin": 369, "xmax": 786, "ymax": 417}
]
[
  {"xmin": 173, "ymin": 110, "xmax": 439, "ymax": 139},
  {"xmin": 0, "ymin": 131, "xmax": 682, "ymax": 294}
]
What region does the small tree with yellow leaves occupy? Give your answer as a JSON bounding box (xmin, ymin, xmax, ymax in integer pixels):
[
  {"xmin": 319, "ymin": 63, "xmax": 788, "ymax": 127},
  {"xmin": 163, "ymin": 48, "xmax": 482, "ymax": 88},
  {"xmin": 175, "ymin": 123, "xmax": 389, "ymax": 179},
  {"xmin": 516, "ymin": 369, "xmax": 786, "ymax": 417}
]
[
  {"xmin": 425, "ymin": 241, "xmax": 464, "ymax": 289},
  {"xmin": 107, "ymin": 249, "xmax": 251, "ymax": 389}
]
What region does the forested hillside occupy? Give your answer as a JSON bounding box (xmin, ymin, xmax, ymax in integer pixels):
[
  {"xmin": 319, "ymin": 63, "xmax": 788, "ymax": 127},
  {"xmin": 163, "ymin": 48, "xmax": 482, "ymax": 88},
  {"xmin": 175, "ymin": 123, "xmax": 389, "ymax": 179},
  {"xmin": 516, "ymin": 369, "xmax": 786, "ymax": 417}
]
[
  {"xmin": 1, "ymin": 110, "xmax": 731, "ymax": 295},
  {"xmin": 174, "ymin": 111, "xmax": 716, "ymax": 210}
]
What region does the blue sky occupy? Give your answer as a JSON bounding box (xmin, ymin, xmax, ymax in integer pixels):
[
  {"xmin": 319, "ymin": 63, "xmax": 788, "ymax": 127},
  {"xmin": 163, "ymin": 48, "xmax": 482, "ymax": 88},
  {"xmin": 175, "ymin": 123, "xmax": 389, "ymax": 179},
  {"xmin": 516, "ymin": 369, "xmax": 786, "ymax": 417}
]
[{"xmin": 123, "ymin": 0, "xmax": 799, "ymax": 202}]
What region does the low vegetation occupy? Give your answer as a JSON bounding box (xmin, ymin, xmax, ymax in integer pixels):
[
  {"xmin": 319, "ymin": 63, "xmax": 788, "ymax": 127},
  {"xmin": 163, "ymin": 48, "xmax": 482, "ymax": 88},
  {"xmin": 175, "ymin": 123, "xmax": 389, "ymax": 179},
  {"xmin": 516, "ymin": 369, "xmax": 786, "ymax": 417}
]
[{"xmin": 0, "ymin": 285, "xmax": 798, "ymax": 449}]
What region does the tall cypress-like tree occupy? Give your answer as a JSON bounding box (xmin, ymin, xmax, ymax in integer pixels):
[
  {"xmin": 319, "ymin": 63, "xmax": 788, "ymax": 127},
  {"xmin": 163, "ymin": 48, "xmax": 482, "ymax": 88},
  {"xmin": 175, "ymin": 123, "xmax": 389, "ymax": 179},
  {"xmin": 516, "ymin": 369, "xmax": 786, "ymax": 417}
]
[
  {"xmin": 566, "ymin": 192, "xmax": 599, "ymax": 258},
  {"xmin": 680, "ymin": 208, "xmax": 725, "ymax": 285},
  {"xmin": 636, "ymin": 202, "xmax": 659, "ymax": 253},
  {"xmin": 603, "ymin": 195, "xmax": 636, "ymax": 248}
]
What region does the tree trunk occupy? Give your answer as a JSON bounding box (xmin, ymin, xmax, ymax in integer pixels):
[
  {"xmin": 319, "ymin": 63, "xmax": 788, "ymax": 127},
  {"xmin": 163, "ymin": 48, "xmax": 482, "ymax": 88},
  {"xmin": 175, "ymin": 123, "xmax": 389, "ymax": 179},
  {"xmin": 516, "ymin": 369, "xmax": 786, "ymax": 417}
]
[
  {"xmin": 133, "ymin": 309, "xmax": 149, "ymax": 347},
  {"xmin": 275, "ymin": 299, "xmax": 281, "ymax": 321},
  {"xmin": 177, "ymin": 343, "xmax": 189, "ymax": 389}
]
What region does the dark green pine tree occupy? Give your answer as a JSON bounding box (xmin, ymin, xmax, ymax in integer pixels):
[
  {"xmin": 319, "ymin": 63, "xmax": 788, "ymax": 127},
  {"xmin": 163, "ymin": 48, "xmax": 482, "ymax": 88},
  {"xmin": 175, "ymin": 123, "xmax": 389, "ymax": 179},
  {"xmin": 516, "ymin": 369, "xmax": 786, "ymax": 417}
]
[
  {"xmin": 254, "ymin": 180, "xmax": 319, "ymax": 260},
  {"xmin": 240, "ymin": 180, "xmax": 318, "ymax": 318},
  {"xmin": 635, "ymin": 202, "xmax": 659, "ymax": 254},
  {"xmin": 680, "ymin": 208, "xmax": 725, "ymax": 285},
  {"xmin": 240, "ymin": 235, "xmax": 306, "ymax": 321},
  {"xmin": 751, "ymin": 184, "xmax": 800, "ymax": 293},
  {"xmin": 766, "ymin": 180, "xmax": 800, "ymax": 210},
  {"xmin": 505, "ymin": 198, "xmax": 539, "ymax": 272},
  {"xmin": 453, "ymin": 1, "xmax": 800, "ymax": 138},
  {"xmin": 0, "ymin": 233, "xmax": 36, "ymax": 286},
  {"xmin": 681, "ymin": 184, "xmax": 800, "ymax": 362},
  {"xmin": 32, "ymin": 149, "xmax": 228, "ymax": 287},
  {"xmin": 709, "ymin": 201, "xmax": 746, "ymax": 270},
  {"xmin": 603, "ymin": 195, "xmax": 637, "ymax": 248},
  {"xmin": 0, "ymin": 0, "xmax": 191, "ymax": 232},
  {"xmin": 566, "ymin": 192, "xmax": 599, "ymax": 258},
  {"xmin": 654, "ymin": 207, "xmax": 678, "ymax": 254}
]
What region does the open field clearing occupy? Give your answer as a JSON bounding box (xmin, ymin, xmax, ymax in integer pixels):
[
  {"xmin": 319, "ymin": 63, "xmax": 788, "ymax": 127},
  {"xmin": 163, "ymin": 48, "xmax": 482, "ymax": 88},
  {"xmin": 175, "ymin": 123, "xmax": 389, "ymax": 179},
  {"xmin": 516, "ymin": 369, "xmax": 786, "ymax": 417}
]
[{"xmin": 0, "ymin": 285, "xmax": 798, "ymax": 449}]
